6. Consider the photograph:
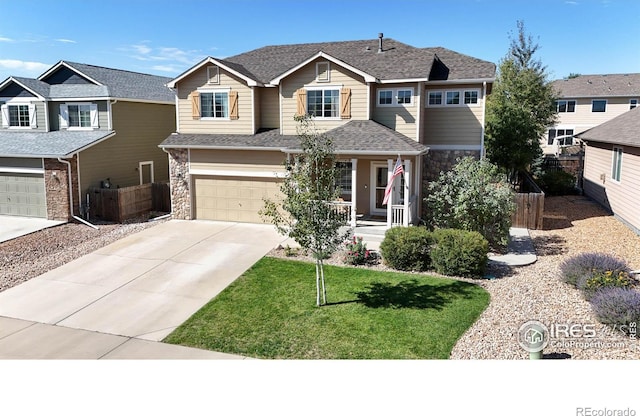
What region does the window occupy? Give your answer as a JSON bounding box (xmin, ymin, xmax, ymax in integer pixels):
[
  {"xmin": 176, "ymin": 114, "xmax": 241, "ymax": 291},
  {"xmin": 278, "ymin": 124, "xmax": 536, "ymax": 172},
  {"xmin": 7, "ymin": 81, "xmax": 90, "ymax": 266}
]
[
  {"xmin": 556, "ymin": 100, "xmax": 576, "ymax": 112},
  {"xmin": 1, "ymin": 102, "xmax": 36, "ymax": 128},
  {"xmin": 428, "ymin": 91, "xmax": 442, "ymax": 105},
  {"xmin": 377, "ymin": 88, "xmax": 413, "ymax": 106},
  {"xmin": 397, "ymin": 89, "xmax": 412, "ymax": 104},
  {"xmin": 592, "ymin": 100, "xmax": 607, "ymax": 112},
  {"xmin": 68, "ymin": 104, "xmax": 92, "ymax": 127},
  {"xmin": 207, "ymin": 66, "xmax": 219, "ymax": 85},
  {"xmin": 548, "ymin": 128, "xmax": 575, "ymax": 145},
  {"xmin": 446, "ymin": 91, "xmax": 460, "ymax": 105},
  {"xmin": 612, "ymin": 147, "xmax": 622, "ymax": 182},
  {"xmin": 630, "ymin": 99, "xmax": 638, "ymax": 110},
  {"xmin": 464, "ymin": 90, "xmax": 479, "ymax": 105},
  {"xmin": 307, "ymin": 89, "xmax": 339, "ymax": 118},
  {"xmin": 8, "ymin": 104, "xmax": 30, "ymax": 127},
  {"xmin": 200, "ymin": 92, "xmax": 229, "ymax": 118},
  {"xmin": 316, "ymin": 62, "xmax": 330, "ymax": 82},
  {"xmin": 335, "ymin": 162, "xmax": 352, "ymax": 194},
  {"xmin": 378, "ymin": 90, "xmax": 393, "ymax": 105}
]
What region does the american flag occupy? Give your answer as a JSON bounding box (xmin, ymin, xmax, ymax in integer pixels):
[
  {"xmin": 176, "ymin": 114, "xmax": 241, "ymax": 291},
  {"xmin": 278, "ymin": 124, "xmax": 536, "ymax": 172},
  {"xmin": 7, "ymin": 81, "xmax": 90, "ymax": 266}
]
[{"xmin": 382, "ymin": 156, "xmax": 404, "ymax": 206}]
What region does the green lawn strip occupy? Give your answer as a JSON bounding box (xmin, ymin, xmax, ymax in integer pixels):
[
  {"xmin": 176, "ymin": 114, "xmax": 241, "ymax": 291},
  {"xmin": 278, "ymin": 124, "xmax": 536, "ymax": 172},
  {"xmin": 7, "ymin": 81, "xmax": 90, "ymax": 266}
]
[{"xmin": 164, "ymin": 257, "xmax": 490, "ymax": 359}]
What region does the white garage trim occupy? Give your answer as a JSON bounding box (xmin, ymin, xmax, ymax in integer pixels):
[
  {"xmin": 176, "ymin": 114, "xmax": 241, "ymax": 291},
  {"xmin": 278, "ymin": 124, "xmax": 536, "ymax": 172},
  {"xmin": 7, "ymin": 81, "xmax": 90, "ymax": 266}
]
[
  {"xmin": 189, "ymin": 168, "xmax": 288, "ymax": 178},
  {"xmin": 0, "ymin": 166, "xmax": 44, "ymax": 174}
]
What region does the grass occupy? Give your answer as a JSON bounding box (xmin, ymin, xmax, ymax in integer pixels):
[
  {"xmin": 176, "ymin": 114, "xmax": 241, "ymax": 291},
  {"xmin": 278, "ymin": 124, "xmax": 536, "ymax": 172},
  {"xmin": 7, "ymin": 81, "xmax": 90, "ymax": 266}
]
[{"xmin": 164, "ymin": 257, "xmax": 490, "ymax": 359}]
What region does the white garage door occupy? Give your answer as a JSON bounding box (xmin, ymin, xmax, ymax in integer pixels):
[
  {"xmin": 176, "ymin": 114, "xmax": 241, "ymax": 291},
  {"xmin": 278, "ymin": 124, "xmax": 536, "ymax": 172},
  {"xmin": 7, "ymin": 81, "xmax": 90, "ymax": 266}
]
[
  {"xmin": 0, "ymin": 172, "xmax": 47, "ymax": 218},
  {"xmin": 194, "ymin": 176, "xmax": 283, "ymax": 223}
]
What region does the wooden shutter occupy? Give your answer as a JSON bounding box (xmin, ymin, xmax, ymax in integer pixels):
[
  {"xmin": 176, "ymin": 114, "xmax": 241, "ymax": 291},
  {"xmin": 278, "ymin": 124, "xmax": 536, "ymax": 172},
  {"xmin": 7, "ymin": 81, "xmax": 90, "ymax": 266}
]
[
  {"xmin": 59, "ymin": 104, "xmax": 69, "ymax": 129},
  {"xmin": 28, "ymin": 104, "xmax": 37, "ymax": 128},
  {"xmin": 0, "ymin": 104, "xmax": 7, "ymax": 128},
  {"xmin": 90, "ymin": 104, "xmax": 99, "ymax": 128},
  {"xmin": 191, "ymin": 91, "xmax": 200, "ymax": 119},
  {"xmin": 295, "ymin": 88, "xmax": 307, "ymax": 117},
  {"xmin": 229, "ymin": 90, "xmax": 238, "ymax": 120},
  {"xmin": 340, "ymin": 87, "xmax": 351, "ymax": 119}
]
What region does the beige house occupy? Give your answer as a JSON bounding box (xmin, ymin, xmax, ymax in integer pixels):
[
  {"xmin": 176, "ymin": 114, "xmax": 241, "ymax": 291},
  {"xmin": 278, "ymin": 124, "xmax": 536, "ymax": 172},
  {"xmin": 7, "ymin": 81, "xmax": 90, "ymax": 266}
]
[
  {"xmin": 579, "ymin": 107, "xmax": 640, "ymax": 234},
  {"xmin": 160, "ymin": 35, "xmax": 495, "ymax": 227},
  {"xmin": 544, "ymin": 73, "xmax": 640, "ymax": 155},
  {"xmin": 0, "ymin": 61, "xmax": 175, "ymax": 220}
]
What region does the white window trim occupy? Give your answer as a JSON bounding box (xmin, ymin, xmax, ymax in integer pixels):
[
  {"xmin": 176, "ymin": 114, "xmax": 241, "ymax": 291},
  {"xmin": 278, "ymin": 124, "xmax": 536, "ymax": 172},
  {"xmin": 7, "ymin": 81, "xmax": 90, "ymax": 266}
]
[
  {"xmin": 0, "ymin": 98, "xmax": 36, "ymax": 129},
  {"xmin": 556, "ymin": 99, "xmax": 577, "ymax": 113},
  {"xmin": 60, "ymin": 102, "xmax": 98, "ymax": 130},
  {"xmin": 305, "ymin": 85, "xmax": 341, "ymax": 120},
  {"xmin": 426, "ymin": 89, "xmax": 481, "ymax": 107},
  {"xmin": 376, "ymin": 88, "xmax": 414, "ymax": 107},
  {"xmin": 611, "ymin": 146, "xmax": 623, "ymax": 183},
  {"xmin": 591, "ymin": 99, "xmax": 608, "ymax": 113},
  {"xmin": 316, "ymin": 62, "xmax": 330, "ymax": 82},
  {"xmin": 139, "ymin": 161, "xmax": 154, "ymax": 185},
  {"xmin": 207, "ymin": 66, "xmax": 220, "ymax": 85},
  {"xmin": 198, "ymin": 89, "xmax": 231, "ymax": 121}
]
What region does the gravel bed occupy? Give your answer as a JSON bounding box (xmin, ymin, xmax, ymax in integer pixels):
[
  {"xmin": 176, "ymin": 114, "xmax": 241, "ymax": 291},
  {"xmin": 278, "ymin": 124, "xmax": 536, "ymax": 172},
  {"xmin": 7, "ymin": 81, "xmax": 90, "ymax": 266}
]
[{"xmin": 0, "ymin": 215, "xmax": 167, "ymax": 293}]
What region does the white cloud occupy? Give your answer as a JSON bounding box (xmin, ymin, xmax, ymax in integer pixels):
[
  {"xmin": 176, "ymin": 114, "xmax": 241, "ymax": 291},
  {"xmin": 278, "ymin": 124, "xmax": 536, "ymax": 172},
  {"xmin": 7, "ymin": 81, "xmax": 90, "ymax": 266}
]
[
  {"xmin": 55, "ymin": 38, "xmax": 76, "ymax": 43},
  {"xmin": 565, "ymin": 1, "xmax": 579, "ymax": 4},
  {"xmin": 151, "ymin": 65, "xmax": 182, "ymax": 73},
  {"xmin": 0, "ymin": 36, "xmax": 14, "ymax": 42},
  {"xmin": 120, "ymin": 42, "xmax": 204, "ymax": 73},
  {"xmin": 0, "ymin": 59, "xmax": 51, "ymax": 76}
]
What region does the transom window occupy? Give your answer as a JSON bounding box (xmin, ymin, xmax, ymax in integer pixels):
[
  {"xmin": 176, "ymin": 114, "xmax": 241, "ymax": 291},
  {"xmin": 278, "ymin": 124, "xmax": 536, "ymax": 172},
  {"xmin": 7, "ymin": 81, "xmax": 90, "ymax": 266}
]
[
  {"xmin": 592, "ymin": 100, "xmax": 607, "ymax": 112},
  {"xmin": 556, "ymin": 100, "xmax": 576, "ymax": 113},
  {"xmin": 446, "ymin": 91, "xmax": 460, "ymax": 105},
  {"xmin": 612, "ymin": 147, "xmax": 622, "ymax": 182},
  {"xmin": 428, "ymin": 91, "xmax": 442, "ymax": 105},
  {"xmin": 68, "ymin": 104, "xmax": 92, "ymax": 127},
  {"xmin": 377, "ymin": 88, "xmax": 413, "ymax": 106},
  {"xmin": 8, "ymin": 104, "xmax": 30, "ymax": 127},
  {"xmin": 201, "ymin": 92, "xmax": 229, "ymax": 118},
  {"xmin": 630, "ymin": 99, "xmax": 638, "ymax": 110},
  {"xmin": 307, "ymin": 89, "xmax": 339, "ymax": 118}
]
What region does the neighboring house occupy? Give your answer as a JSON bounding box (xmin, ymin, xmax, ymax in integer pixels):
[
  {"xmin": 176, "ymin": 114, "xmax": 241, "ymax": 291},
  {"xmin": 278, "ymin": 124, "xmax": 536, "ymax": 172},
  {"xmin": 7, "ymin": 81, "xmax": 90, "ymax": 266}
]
[
  {"xmin": 160, "ymin": 35, "xmax": 495, "ymax": 227},
  {"xmin": 578, "ymin": 107, "xmax": 640, "ymax": 234},
  {"xmin": 544, "ymin": 73, "xmax": 640, "ymax": 155},
  {"xmin": 0, "ymin": 61, "xmax": 176, "ymax": 220}
]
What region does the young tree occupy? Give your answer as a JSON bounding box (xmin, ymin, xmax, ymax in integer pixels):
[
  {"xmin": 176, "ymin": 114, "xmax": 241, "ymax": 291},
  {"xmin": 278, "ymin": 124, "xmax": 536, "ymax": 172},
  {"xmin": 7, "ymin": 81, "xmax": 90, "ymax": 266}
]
[
  {"xmin": 260, "ymin": 115, "xmax": 350, "ymax": 306},
  {"xmin": 485, "ymin": 20, "xmax": 558, "ymax": 182}
]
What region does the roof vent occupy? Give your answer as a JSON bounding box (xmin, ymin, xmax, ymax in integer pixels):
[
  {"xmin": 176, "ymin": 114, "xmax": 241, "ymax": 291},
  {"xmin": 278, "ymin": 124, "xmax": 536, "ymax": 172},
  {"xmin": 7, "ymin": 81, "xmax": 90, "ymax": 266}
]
[{"xmin": 378, "ymin": 32, "xmax": 384, "ymax": 53}]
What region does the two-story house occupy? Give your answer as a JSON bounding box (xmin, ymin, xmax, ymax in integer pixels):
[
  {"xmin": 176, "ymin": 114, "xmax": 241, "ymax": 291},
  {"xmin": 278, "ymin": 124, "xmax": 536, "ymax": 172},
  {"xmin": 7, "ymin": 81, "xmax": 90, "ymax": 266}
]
[
  {"xmin": 159, "ymin": 35, "xmax": 495, "ymax": 227},
  {"xmin": 544, "ymin": 73, "xmax": 640, "ymax": 154},
  {"xmin": 0, "ymin": 61, "xmax": 176, "ymax": 221}
]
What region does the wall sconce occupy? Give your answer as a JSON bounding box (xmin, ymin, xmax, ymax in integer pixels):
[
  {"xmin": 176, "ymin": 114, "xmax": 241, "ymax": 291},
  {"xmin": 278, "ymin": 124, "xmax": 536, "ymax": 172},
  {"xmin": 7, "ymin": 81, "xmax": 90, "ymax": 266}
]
[{"xmin": 600, "ymin": 173, "xmax": 606, "ymax": 184}]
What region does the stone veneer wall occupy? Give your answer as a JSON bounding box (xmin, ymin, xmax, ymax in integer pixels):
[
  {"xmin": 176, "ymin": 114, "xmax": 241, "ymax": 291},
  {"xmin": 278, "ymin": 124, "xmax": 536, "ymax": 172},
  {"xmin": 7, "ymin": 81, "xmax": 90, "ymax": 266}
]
[
  {"xmin": 168, "ymin": 149, "xmax": 191, "ymax": 219},
  {"xmin": 44, "ymin": 156, "xmax": 79, "ymax": 221}
]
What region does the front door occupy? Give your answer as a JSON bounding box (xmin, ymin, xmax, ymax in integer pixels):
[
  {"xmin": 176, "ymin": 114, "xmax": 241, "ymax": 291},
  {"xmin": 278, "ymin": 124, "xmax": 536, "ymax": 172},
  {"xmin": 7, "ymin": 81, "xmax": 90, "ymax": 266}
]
[{"xmin": 370, "ymin": 161, "xmax": 404, "ymax": 216}]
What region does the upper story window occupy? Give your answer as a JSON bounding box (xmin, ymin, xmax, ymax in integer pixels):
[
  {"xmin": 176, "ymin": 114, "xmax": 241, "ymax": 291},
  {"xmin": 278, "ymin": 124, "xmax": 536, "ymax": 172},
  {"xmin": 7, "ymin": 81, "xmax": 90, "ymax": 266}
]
[
  {"xmin": 1, "ymin": 101, "xmax": 36, "ymax": 129},
  {"xmin": 307, "ymin": 88, "xmax": 339, "ymax": 118},
  {"xmin": 207, "ymin": 66, "xmax": 220, "ymax": 85},
  {"xmin": 59, "ymin": 103, "xmax": 98, "ymax": 129},
  {"xmin": 200, "ymin": 91, "xmax": 229, "ymax": 118},
  {"xmin": 377, "ymin": 88, "xmax": 413, "ymax": 107},
  {"xmin": 464, "ymin": 91, "xmax": 478, "ymax": 105},
  {"xmin": 630, "ymin": 99, "xmax": 638, "ymax": 110},
  {"xmin": 316, "ymin": 62, "xmax": 330, "ymax": 82},
  {"xmin": 612, "ymin": 147, "xmax": 622, "ymax": 182},
  {"xmin": 556, "ymin": 100, "xmax": 576, "ymax": 113},
  {"xmin": 428, "ymin": 91, "xmax": 442, "ymax": 105},
  {"xmin": 547, "ymin": 128, "xmax": 574, "ymax": 145},
  {"xmin": 427, "ymin": 89, "xmax": 481, "ymax": 107},
  {"xmin": 592, "ymin": 100, "xmax": 607, "ymax": 112},
  {"xmin": 446, "ymin": 91, "xmax": 460, "ymax": 105}
]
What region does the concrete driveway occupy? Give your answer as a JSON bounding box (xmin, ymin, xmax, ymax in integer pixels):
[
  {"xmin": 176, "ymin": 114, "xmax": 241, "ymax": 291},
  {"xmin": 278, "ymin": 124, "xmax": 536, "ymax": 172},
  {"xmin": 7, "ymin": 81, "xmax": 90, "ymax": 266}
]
[
  {"xmin": 0, "ymin": 220, "xmax": 287, "ymax": 358},
  {"xmin": 0, "ymin": 215, "xmax": 65, "ymax": 243}
]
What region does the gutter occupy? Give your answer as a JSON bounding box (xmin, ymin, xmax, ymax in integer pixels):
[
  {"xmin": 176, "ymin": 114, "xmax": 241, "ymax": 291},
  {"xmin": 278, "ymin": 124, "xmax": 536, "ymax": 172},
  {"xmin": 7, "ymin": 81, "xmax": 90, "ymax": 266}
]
[{"xmin": 57, "ymin": 157, "xmax": 98, "ymax": 230}]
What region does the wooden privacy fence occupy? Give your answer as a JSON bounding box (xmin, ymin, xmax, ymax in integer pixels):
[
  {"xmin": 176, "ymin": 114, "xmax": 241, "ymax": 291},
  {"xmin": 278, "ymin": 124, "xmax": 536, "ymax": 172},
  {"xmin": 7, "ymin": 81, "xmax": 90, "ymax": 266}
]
[
  {"xmin": 89, "ymin": 182, "xmax": 170, "ymax": 222},
  {"xmin": 511, "ymin": 172, "xmax": 545, "ymax": 230}
]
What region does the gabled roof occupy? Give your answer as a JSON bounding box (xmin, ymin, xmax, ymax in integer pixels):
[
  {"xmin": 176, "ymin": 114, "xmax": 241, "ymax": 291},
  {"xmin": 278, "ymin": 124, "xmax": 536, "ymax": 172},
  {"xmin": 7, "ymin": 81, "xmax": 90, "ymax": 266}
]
[
  {"xmin": 577, "ymin": 107, "xmax": 640, "ymax": 147},
  {"xmin": 552, "ymin": 73, "xmax": 640, "ymax": 98},
  {"xmin": 36, "ymin": 61, "xmax": 175, "ymax": 102},
  {"xmin": 160, "ymin": 120, "xmax": 429, "ymax": 156},
  {"xmin": 169, "ymin": 37, "xmax": 495, "ymax": 87},
  {"xmin": 0, "ymin": 77, "xmax": 49, "ymax": 99},
  {"xmin": 0, "ymin": 130, "xmax": 116, "ymax": 158}
]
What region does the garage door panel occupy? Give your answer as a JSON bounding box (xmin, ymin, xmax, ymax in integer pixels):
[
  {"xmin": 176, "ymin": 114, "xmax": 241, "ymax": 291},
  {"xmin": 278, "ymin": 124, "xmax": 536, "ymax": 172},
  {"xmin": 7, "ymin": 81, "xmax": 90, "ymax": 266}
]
[
  {"xmin": 0, "ymin": 172, "xmax": 46, "ymax": 218},
  {"xmin": 194, "ymin": 176, "xmax": 282, "ymax": 223}
]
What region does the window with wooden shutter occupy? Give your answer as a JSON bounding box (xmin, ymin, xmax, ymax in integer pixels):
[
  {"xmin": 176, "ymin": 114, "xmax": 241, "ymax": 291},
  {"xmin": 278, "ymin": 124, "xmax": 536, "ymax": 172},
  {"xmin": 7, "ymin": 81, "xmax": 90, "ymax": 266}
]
[
  {"xmin": 1, "ymin": 104, "xmax": 8, "ymax": 128},
  {"xmin": 229, "ymin": 90, "xmax": 238, "ymax": 120},
  {"xmin": 296, "ymin": 88, "xmax": 307, "ymax": 117},
  {"xmin": 59, "ymin": 104, "xmax": 69, "ymax": 128},
  {"xmin": 191, "ymin": 91, "xmax": 200, "ymax": 119},
  {"xmin": 28, "ymin": 104, "xmax": 37, "ymax": 128},
  {"xmin": 340, "ymin": 87, "xmax": 351, "ymax": 119}
]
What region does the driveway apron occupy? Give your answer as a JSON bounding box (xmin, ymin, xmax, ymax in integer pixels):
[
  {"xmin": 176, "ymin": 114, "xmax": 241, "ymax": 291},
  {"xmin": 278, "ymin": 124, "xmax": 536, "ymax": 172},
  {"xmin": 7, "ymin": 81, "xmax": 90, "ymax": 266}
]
[{"xmin": 0, "ymin": 220, "xmax": 287, "ymax": 343}]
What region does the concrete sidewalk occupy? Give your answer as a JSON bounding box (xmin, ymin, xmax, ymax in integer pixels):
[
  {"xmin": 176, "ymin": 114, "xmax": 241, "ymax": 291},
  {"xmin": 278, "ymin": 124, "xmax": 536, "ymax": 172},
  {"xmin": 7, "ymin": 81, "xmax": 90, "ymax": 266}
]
[
  {"xmin": 488, "ymin": 227, "xmax": 537, "ymax": 267},
  {"xmin": 0, "ymin": 220, "xmax": 286, "ymax": 359},
  {"xmin": 0, "ymin": 215, "xmax": 65, "ymax": 243}
]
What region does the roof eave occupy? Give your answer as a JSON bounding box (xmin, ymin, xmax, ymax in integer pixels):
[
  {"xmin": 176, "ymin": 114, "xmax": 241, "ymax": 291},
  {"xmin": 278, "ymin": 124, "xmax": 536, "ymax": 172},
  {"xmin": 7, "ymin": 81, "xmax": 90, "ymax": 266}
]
[
  {"xmin": 0, "ymin": 77, "xmax": 47, "ymax": 100},
  {"xmin": 166, "ymin": 57, "xmax": 262, "ymax": 88},
  {"xmin": 425, "ymin": 77, "xmax": 495, "ymax": 85},
  {"xmin": 38, "ymin": 61, "xmax": 104, "ymax": 86},
  {"xmin": 269, "ymin": 51, "xmax": 377, "ymax": 85}
]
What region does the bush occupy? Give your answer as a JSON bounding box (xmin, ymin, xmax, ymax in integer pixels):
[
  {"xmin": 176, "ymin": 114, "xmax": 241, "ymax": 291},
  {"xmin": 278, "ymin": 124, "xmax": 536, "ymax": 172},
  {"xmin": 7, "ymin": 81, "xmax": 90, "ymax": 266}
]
[
  {"xmin": 538, "ymin": 170, "xmax": 576, "ymax": 196},
  {"xmin": 591, "ymin": 287, "xmax": 640, "ymax": 334},
  {"xmin": 578, "ymin": 270, "xmax": 634, "ymax": 300},
  {"xmin": 343, "ymin": 236, "xmax": 372, "ymax": 266},
  {"xmin": 379, "ymin": 226, "xmax": 433, "ymax": 271},
  {"xmin": 559, "ymin": 252, "xmax": 630, "ymax": 287},
  {"xmin": 430, "ymin": 229, "xmax": 489, "ymax": 277},
  {"xmin": 424, "ymin": 157, "xmax": 516, "ymax": 248}
]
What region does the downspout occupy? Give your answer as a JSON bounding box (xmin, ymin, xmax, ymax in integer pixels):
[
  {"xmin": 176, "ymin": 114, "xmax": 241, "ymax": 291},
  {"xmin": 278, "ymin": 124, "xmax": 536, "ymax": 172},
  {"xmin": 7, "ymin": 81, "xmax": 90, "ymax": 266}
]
[
  {"xmin": 57, "ymin": 156, "xmax": 98, "ymax": 229},
  {"xmin": 480, "ymin": 81, "xmax": 487, "ymax": 160}
]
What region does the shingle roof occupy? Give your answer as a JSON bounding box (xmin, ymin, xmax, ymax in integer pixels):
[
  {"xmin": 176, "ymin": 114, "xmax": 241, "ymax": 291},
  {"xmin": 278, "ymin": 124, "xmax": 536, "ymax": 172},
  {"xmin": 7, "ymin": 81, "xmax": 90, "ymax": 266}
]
[
  {"xmin": 180, "ymin": 38, "xmax": 495, "ymax": 85},
  {"xmin": 160, "ymin": 120, "xmax": 428, "ymax": 155},
  {"xmin": 11, "ymin": 77, "xmax": 51, "ymax": 98},
  {"xmin": 552, "ymin": 73, "xmax": 640, "ymax": 98},
  {"xmin": 577, "ymin": 107, "xmax": 640, "ymax": 147},
  {"xmin": 0, "ymin": 130, "xmax": 115, "ymax": 157}
]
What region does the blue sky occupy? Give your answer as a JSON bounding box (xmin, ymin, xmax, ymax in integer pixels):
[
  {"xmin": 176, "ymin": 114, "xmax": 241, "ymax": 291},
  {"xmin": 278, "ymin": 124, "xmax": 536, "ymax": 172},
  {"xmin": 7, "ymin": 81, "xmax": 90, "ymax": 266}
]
[{"xmin": 0, "ymin": 0, "xmax": 638, "ymax": 82}]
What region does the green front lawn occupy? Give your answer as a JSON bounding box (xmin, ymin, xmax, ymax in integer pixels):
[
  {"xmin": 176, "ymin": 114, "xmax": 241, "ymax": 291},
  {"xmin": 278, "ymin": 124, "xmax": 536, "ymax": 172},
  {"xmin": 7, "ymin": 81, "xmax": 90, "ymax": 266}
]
[{"xmin": 164, "ymin": 257, "xmax": 489, "ymax": 359}]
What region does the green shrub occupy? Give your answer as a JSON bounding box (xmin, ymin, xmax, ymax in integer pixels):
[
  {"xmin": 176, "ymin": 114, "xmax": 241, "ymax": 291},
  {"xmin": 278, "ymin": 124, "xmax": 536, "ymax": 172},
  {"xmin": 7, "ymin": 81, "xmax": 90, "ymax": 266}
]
[
  {"xmin": 379, "ymin": 226, "xmax": 433, "ymax": 271},
  {"xmin": 424, "ymin": 157, "xmax": 515, "ymax": 248},
  {"xmin": 579, "ymin": 270, "xmax": 634, "ymax": 300},
  {"xmin": 538, "ymin": 170, "xmax": 576, "ymax": 196},
  {"xmin": 431, "ymin": 229, "xmax": 489, "ymax": 277},
  {"xmin": 343, "ymin": 236, "xmax": 372, "ymax": 266}
]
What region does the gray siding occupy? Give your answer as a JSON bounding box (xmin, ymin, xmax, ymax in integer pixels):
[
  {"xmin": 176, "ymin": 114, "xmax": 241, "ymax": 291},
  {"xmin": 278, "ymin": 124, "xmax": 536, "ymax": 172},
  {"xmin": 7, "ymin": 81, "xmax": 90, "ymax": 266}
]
[{"xmin": 48, "ymin": 101, "xmax": 109, "ymax": 131}]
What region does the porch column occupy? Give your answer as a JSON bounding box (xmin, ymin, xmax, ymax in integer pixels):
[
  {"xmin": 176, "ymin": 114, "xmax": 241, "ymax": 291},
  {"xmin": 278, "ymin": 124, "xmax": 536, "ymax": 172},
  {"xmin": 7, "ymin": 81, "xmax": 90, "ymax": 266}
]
[
  {"xmin": 404, "ymin": 159, "xmax": 411, "ymax": 226},
  {"xmin": 387, "ymin": 158, "xmax": 393, "ymax": 228},
  {"xmin": 350, "ymin": 158, "xmax": 357, "ymax": 227}
]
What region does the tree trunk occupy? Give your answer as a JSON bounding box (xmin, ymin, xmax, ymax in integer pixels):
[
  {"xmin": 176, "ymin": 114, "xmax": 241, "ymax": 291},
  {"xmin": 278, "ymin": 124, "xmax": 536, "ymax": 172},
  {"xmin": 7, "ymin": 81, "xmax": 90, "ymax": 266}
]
[
  {"xmin": 315, "ymin": 260, "xmax": 321, "ymax": 307},
  {"xmin": 320, "ymin": 259, "xmax": 327, "ymax": 305}
]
